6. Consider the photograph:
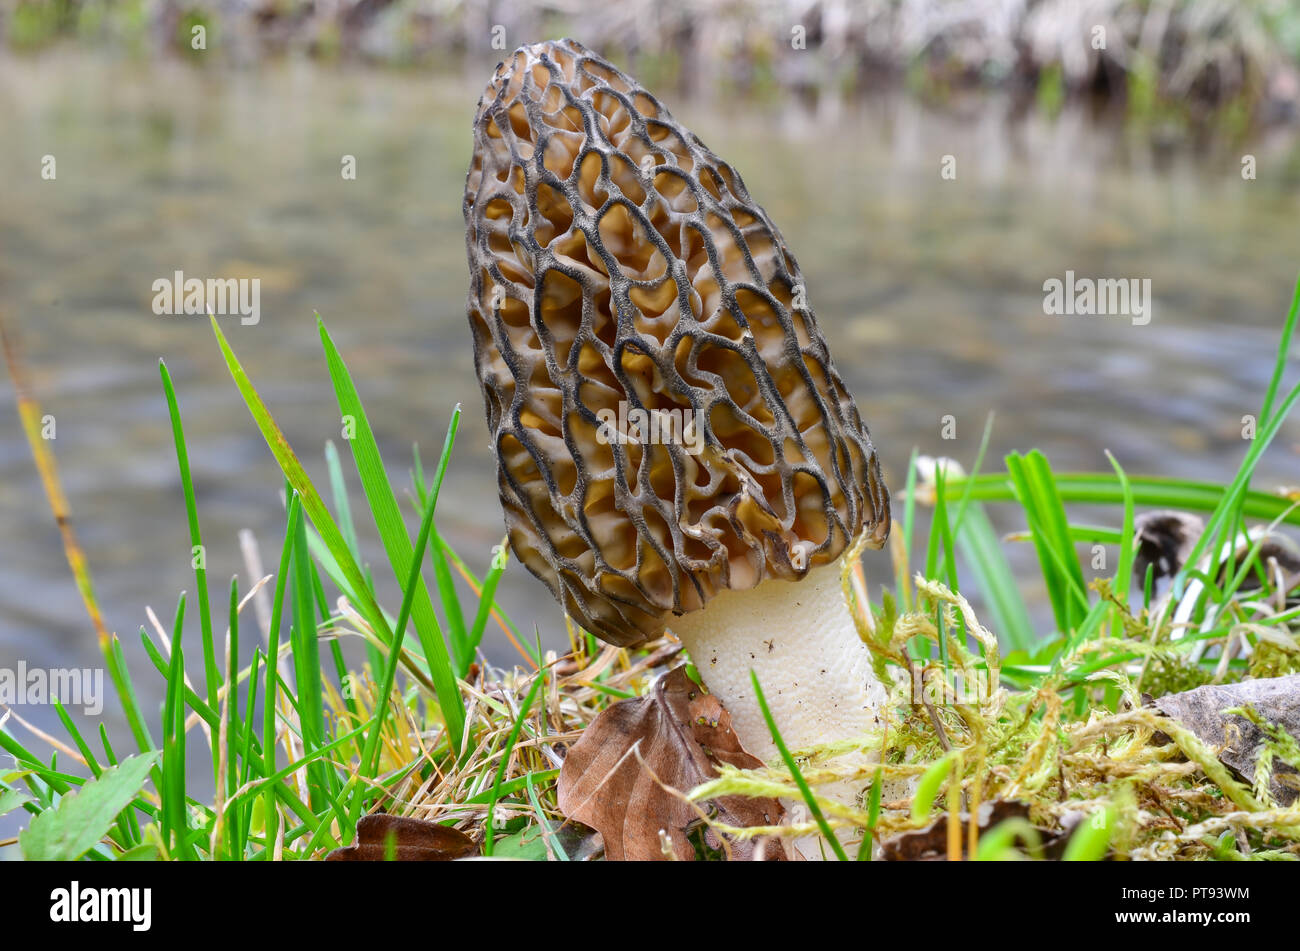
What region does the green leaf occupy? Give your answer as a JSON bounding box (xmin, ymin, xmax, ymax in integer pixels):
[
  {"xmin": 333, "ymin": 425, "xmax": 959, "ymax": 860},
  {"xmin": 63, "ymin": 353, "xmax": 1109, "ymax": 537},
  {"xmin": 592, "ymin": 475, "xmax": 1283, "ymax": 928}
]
[
  {"xmin": 1062, "ymin": 807, "xmax": 1114, "ymax": 861},
  {"xmin": 117, "ymin": 841, "xmax": 162, "ymax": 861},
  {"xmin": 911, "ymin": 753, "xmax": 956, "ymax": 823},
  {"xmin": 20, "ymin": 753, "xmax": 159, "ymax": 861},
  {"xmin": 0, "ymin": 787, "xmax": 31, "ymax": 818},
  {"xmin": 975, "ymin": 817, "xmax": 1043, "ymax": 861},
  {"xmin": 490, "ymin": 826, "xmax": 552, "ymax": 861}
]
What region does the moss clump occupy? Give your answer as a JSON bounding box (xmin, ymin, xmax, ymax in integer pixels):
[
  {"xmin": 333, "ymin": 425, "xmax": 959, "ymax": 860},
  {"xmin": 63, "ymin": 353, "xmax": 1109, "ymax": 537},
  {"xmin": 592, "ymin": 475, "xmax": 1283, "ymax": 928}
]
[{"xmin": 692, "ymin": 577, "xmax": 1300, "ymax": 860}]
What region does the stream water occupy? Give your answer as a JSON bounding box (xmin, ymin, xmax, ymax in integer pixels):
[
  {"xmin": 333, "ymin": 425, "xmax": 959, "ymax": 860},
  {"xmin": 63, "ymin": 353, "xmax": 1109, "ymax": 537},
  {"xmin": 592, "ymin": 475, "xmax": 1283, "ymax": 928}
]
[{"xmin": 1, "ymin": 54, "xmax": 1298, "ymax": 792}]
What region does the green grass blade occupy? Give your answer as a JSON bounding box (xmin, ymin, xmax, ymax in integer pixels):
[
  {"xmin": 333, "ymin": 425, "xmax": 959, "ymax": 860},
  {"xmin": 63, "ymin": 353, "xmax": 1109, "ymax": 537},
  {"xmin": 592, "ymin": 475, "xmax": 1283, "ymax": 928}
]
[
  {"xmin": 159, "ymin": 361, "xmax": 220, "ymax": 754},
  {"xmin": 856, "ymin": 766, "xmax": 883, "ymax": 861},
  {"xmin": 483, "ymin": 670, "xmax": 546, "ymax": 857},
  {"xmin": 52, "ymin": 699, "xmax": 100, "ymax": 779},
  {"xmin": 325, "ymin": 439, "xmax": 362, "ymax": 564},
  {"xmin": 898, "ymin": 447, "xmax": 919, "ymax": 610},
  {"xmin": 441, "ymin": 538, "xmax": 536, "ymax": 666},
  {"xmin": 105, "ymin": 634, "xmax": 158, "ymax": 765},
  {"xmin": 952, "ymin": 503, "xmax": 1036, "ymax": 652},
  {"xmin": 290, "ymin": 502, "xmax": 329, "ymax": 809},
  {"xmin": 1006, "ymin": 452, "xmax": 1089, "ymax": 634},
  {"xmin": 1025, "ymin": 451, "xmax": 1090, "ymax": 623},
  {"xmin": 209, "ymin": 317, "xmax": 464, "ymax": 752},
  {"xmin": 429, "ymin": 525, "xmax": 470, "ymax": 676},
  {"xmin": 464, "ymin": 540, "xmax": 508, "ymax": 664},
  {"xmin": 97, "ymin": 725, "xmax": 142, "ymax": 844},
  {"xmin": 316, "ymin": 318, "xmax": 465, "ymax": 749},
  {"xmin": 950, "ymin": 412, "xmax": 995, "ymax": 535},
  {"xmin": 750, "ymin": 671, "xmax": 848, "ymax": 861},
  {"xmin": 1171, "ymin": 377, "xmax": 1300, "ymax": 599},
  {"xmin": 347, "ymin": 436, "xmax": 458, "ymax": 835},
  {"xmin": 237, "ymin": 647, "xmax": 262, "ymax": 858},
  {"xmin": 1258, "ymin": 274, "xmax": 1300, "ymax": 427},
  {"xmin": 224, "ymin": 575, "xmax": 241, "ymax": 857},
  {"xmin": 1105, "ymin": 451, "xmax": 1136, "ymax": 605},
  {"xmin": 934, "ymin": 472, "xmax": 1300, "ymax": 526},
  {"xmin": 162, "ymin": 639, "xmax": 193, "ymax": 859},
  {"xmin": 264, "ymin": 493, "xmax": 302, "ymax": 856}
]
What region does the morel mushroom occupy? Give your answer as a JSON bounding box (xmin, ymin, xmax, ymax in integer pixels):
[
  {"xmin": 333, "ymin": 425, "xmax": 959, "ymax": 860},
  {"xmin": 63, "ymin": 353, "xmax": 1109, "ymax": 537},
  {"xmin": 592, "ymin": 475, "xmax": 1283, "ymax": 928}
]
[{"xmin": 464, "ymin": 39, "xmax": 891, "ymax": 760}]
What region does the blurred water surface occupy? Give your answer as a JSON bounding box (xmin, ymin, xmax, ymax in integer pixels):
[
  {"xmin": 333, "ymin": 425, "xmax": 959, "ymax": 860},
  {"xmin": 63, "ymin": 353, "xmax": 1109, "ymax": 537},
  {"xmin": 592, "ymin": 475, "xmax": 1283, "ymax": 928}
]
[{"xmin": 1, "ymin": 53, "xmax": 1299, "ymax": 752}]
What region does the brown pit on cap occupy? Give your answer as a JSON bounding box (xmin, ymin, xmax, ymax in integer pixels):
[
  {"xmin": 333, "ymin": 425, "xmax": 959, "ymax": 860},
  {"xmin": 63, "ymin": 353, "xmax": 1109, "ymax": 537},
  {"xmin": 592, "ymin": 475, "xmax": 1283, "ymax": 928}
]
[{"xmin": 465, "ymin": 38, "xmax": 889, "ymax": 647}]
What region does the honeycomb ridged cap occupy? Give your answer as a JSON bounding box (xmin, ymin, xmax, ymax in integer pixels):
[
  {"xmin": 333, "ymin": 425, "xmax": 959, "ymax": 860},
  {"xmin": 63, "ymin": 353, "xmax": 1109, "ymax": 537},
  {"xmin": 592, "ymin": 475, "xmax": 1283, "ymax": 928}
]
[{"xmin": 464, "ymin": 38, "xmax": 890, "ymax": 647}]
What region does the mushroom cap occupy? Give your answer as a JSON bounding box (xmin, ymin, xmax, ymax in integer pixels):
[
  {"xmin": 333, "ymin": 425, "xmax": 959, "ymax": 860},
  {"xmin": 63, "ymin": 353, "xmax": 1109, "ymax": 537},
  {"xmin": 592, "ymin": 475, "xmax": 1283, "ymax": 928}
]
[{"xmin": 464, "ymin": 39, "xmax": 889, "ymax": 647}]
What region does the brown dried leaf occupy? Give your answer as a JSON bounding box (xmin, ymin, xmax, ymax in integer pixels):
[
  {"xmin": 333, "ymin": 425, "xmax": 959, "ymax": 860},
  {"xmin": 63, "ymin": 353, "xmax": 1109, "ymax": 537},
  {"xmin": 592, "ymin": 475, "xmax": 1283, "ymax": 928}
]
[
  {"xmin": 324, "ymin": 813, "xmax": 479, "ymax": 861},
  {"xmin": 1154, "ymin": 674, "xmax": 1300, "ymax": 805},
  {"xmin": 557, "ymin": 666, "xmax": 786, "ymax": 860}
]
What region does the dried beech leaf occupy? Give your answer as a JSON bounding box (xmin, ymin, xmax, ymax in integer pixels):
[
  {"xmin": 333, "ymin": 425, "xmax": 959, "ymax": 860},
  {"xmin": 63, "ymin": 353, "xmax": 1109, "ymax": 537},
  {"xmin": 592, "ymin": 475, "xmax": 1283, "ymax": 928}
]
[
  {"xmin": 557, "ymin": 666, "xmax": 785, "ymax": 860},
  {"xmin": 325, "ymin": 813, "xmax": 479, "ymax": 861},
  {"xmin": 1154, "ymin": 674, "xmax": 1300, "ymax": 805}
]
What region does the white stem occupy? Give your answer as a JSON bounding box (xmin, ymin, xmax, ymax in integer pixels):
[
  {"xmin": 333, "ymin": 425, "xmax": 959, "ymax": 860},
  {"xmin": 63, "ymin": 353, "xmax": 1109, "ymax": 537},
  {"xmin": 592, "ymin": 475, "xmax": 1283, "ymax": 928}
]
[
  {"xmin": 669, "ymin": 554, "xmax": 894, "ymax": 858},
  {"xmin": 669, "ymin": 554, "xmax": 887, "ymax": 758}
]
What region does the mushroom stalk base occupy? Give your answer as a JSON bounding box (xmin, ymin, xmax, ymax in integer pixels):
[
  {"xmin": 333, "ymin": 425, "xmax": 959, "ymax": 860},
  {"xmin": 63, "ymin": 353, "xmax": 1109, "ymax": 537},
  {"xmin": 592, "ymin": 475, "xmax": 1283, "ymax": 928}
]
[
  {"xmin": 669, "ymin": 555, "xmax": 893, "ymax": 857},
  {"xmin": 670, "ymin": 555, "xmax": 887, "ymax": 757}
]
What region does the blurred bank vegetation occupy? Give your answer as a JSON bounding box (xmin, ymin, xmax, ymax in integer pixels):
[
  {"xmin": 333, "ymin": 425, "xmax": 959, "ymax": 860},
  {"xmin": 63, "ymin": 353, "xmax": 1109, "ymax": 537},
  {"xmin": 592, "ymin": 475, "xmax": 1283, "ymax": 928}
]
[{"xmin": 4, "ymin": 1, "xmax": 1300, "ymax": 124}]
